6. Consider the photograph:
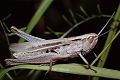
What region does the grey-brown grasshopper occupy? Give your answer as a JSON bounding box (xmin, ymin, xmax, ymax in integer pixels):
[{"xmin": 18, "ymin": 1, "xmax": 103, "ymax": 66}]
[{"xmin": 4, "ymin": 13, "xmax": 114, "ymax": 73}]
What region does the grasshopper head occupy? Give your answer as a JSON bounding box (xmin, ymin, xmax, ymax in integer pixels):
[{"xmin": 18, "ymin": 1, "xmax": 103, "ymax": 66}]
[{"xmin": 81, "ymin": 33, "xmax": 98, "ymax": 54}]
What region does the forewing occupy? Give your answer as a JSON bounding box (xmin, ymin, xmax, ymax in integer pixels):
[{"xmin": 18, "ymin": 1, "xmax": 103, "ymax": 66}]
[
  {"xmin": 9, "ymin": 42, "xmax": 40, "ymax": 52},
  {"xmin": 10, "ymin": 38, "xmax": 69, "ymax": 52}
]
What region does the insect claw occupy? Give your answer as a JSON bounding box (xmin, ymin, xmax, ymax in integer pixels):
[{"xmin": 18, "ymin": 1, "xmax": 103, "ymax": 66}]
[
  {"xmin": 88, "ymin": 65, "xmax": 97, "ymax": 73},
  {"xmin": 91, "ymin": 69, "xmax": 97, "ymax": 73}
]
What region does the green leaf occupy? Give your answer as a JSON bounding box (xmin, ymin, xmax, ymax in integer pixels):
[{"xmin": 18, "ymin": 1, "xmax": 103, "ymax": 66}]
[
  {"xmin": 0, "ymin": 64, "xmax": 120, "ymax": 79},
  {"xmin": 76, "ymin": 13, "xmax": 86, "ymax": 20}
]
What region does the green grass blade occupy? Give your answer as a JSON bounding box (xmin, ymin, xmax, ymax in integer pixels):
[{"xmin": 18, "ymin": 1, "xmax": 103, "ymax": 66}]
[
  {"xmin": 62, "ymin": 15, "xmax": 73, "ymax": 26},
  {"xmin": 76, "ymin": 13, "xmax": 86, "ymax": 20},
  {"xmin": 26, "ymin": 70, "xmax": 34, "ymax": 78},
  {"xmin": 3, "ymin": 22, "xmax": 11, "ymax": 32},
  {"xmin": 0, "ymin": 63, "xmax": 13, "ymax": 80},
  {"xmin": 0, "ymin": 64, "xmax": 120, "ymax": 79},
  {"xmin": 6, "ymin": 73, "xmax": 13, "ymax": 80},
  {"xmin": 2, "ymin": 13, "xmax": 12, "ymax": 21},
  {"xmin": 30, "ymin": 71, "xmax": 41, "ymax": 80},
  {"xmin": 97, "ymin": 4, "xmax": 102, "ymax": 14},
  {"xmin": 0, "ymin": 21, "xmax": 10, "ymax": 45},
  {"xmin": 18, "ymin": 0, "xmax": 53, "ymax": 42},
  {"xmin": 69, "ymin": 9, "xmax": 77, "ymax": 24},
  {"xmin": 46, "ymin": 26, "xmax": 59, "ymax": 37},
  {"xmin": 80, "ymin": 6, "xmax": 88, "ymax": 16}
]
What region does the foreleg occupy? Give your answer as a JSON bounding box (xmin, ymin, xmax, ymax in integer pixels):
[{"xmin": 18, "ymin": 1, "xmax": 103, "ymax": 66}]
[{"xmin": 78, "ymin": 52, "xmax": 97, "ymax": 73}]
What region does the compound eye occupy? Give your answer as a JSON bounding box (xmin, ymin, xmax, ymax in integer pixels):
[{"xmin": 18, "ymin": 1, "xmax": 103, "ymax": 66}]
[{"xmin": 88, "ymin": 36, "xmax": 93, "ymax": 43}]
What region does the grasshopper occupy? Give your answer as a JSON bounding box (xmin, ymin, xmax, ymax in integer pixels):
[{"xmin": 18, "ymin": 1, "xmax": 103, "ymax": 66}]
[{"xmin": 4, "ymin": 13, "xmax": 114, "ymax": 73}]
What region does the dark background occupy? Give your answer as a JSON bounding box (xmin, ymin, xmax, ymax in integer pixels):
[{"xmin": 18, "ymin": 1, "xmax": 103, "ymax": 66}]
[{"xmin": 0, "ymin": 0, "xmax": 120, "ymax": 80}]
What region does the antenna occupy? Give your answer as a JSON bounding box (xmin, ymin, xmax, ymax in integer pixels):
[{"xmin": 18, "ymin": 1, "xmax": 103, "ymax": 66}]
[
  {"xmin": 98, "ymin": 12, "xmax": 115, "ymax": 36},
  {"xmin": 98, "ymin": 28, "xmax": 112, "ymax": 37}
]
